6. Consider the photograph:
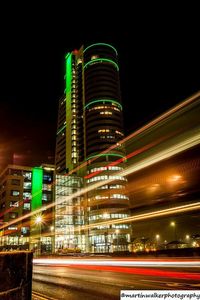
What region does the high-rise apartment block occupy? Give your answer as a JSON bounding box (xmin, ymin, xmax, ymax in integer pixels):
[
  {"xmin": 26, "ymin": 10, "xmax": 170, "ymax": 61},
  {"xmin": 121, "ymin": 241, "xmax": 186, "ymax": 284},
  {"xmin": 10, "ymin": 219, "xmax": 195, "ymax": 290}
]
[{"xmin": 55, "ymin": 43, "xmax": 130, "ymax": 252}]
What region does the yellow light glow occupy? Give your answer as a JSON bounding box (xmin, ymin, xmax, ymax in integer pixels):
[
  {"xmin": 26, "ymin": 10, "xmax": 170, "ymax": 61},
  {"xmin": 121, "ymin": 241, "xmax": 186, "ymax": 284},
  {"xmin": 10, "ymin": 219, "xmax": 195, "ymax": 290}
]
[{"xmin": 35, "ymin": 215, "xmax": 43, "ymax": 224}]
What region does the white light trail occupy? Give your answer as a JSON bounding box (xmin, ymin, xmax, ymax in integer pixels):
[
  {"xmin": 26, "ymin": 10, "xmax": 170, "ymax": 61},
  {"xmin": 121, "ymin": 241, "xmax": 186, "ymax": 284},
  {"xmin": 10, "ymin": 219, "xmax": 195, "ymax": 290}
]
[{"xmin": 33, "ymin": 258, "xmax": 200, "ymax": 268}]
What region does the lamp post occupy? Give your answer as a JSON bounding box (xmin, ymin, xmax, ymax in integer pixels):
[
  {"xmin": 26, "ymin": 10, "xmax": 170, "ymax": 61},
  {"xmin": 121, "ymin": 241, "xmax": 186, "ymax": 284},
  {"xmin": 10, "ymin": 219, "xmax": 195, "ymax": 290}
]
[
  {"xmin": 155, "ymin": 234, "xmax": 160, "ymax": 250},
  {"xmin": 170, "ymin": 221, "xmax": 177, "ymax": 241},
  {"xmin": 35, "ymin": 215, "xmax": 43, "ymax": 256}
]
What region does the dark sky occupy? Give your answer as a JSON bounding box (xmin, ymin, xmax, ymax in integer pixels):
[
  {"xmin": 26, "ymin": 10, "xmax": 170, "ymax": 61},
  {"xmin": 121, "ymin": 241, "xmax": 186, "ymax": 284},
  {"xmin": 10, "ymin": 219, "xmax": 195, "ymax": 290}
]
[{"xmin": 0, "ymin": 7, "xmax": 199, "ymax": 170}]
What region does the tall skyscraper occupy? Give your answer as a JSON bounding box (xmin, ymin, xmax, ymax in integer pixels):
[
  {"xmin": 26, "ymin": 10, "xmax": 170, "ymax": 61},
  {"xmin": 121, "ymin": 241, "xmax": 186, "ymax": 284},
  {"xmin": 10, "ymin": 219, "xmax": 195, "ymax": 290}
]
[{"xmin": 55, "ymin": 43, "xmax": 130, "ymax": 253}]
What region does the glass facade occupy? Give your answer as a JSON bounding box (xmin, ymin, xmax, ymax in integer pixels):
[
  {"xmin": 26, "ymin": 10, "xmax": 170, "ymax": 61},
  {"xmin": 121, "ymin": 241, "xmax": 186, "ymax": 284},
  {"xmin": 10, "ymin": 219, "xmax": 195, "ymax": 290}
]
[{"xmin": 55, "ymin": 175, "xmax": 85, "ymax": 253}]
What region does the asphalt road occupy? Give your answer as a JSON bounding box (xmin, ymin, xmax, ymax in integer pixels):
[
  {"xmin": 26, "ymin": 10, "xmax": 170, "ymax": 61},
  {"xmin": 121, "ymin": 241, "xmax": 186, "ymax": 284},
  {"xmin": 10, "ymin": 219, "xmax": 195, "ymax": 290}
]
[{"xmin": 32, "ymin": 257, "xmax": 200, "ymax": 300}]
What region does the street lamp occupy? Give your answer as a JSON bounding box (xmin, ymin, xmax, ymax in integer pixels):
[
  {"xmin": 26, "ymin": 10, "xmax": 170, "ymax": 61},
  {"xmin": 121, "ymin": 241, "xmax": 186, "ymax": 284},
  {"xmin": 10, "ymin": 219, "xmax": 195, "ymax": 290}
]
[
  {"xmin": 185, "ymin": 234, "xmax": 190, "ymax": 247},
  {"xmin": 155, "ymin": 234, "xmax": 160, "ymax": 249},
  {"xmin": 35, "ymin": 215, "xmax": 43, "ymax": 256},
  {"xmin": 170, "ymin": 221, "xmax": 177, "ymax": 241}
]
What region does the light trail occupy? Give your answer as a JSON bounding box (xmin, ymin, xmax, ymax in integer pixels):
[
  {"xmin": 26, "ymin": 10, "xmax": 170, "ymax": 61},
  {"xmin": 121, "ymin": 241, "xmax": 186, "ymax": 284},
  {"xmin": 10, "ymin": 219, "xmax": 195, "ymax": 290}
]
[
  {"xmin": 82, "ymin": 201, "xmax": 200, "ymax": 230},
  {"xmin": 1, "ymin": 128, "xmax": 200, "ymax": 231},
  {"xmin": 67, "ymin": 91, "xmax": 200, "ymax": 174},
  {"xmin": 84, "ymin": 131, "xmax": 179, "ymax": 179},
  {"xmin": 1, "ymin": 95, "xmax": 200, "ymax": 233},
  {"xmin": 61, "ymin": 265, "xmax": 200, "ymax": 280},
  {"xmin": 33, "ymin": 258, "xmax": 200, "ymax": 268},
  {"xmin": 33, "ymin": 258, "xmax": 200, "ymax": 281}
]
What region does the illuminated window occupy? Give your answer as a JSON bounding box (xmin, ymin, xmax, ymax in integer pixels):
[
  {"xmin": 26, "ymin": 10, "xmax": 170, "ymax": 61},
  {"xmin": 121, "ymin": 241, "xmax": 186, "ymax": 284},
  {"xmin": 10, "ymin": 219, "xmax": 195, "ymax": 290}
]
[
  {"xmin": 91, "ymin": 55, "xmax": 99, "ymax": 60},
  {"xmin": 43, "ymin": 184, "xmax": 52, "ymax": 191},
  {"xmin": 98, "ymin": 129, "xmax": 110, "ymax": 133},
  {"xmin": 110, "ymin": 213, "xmax": 129, "ymax": 219},
  {"xmin": 23, "ymin": 171, "xmax": 32, "ymax": 179},
  {"xmin": 106, "ymin": 135, "xmax": 115, "ymax": 139},
  {"xmin": 87, "ymin": 175, "xmax": 108, "ymax": 183},
  {"xmin": 109, "ymin": 175, "xmax": 127, "ymax": 181},
  {"xmin": 108, "ymin": 166, "xmax": 122, "ymax": 171},
  {"xmin": 23, "ymin": 203, "xmax": 30, "ymax": 210},
  {"xmin": 90, "ymin": 167, "xmax": 107, "ymax": 173},
  {"xmin": 112, "ymin": 224, "xmax": 129, "ymax": 229},
  {"xmin": 23, "ymin": 182, "xmax": 32, "ymax": 189},
  {"xmin": 9, "ymin": 212, "xmax": 18, "ymax": 219},
  {"xmin": 100, "ymin": 111, "xmax": 112, "ymax": 115},
  {"xmin": 95, "ymin": 195, "xmax": 108, "ymax": 200},
  {"xmin": 110, "ymin": 184, "xmax": 124, "ymax": 189},
  {"xmin": 89, "ymin": 105, "xmax": 120, "ymax": 112},
  {"xmin": 111, "ymin": 194, "xmax": 128, "ymax": 199},
  {"xmin": 43, "ymin": 174, "xmax": 52, "ymax": 182},
  {"xmin": 42, "ymin": 193, "xmax": 52, "ymax": 201},
  {"xmin": 87, "ymin": 175, "xmax": 126, "ymax": 183},
  {"xmin": 8, "ymin": 226, "xmax": 18, "ymax": 230},
  {"xmin": 23, "ymin": 192, "xmax": 31, "ymax": 200},
  {"xmin": 10, "ymin": 190, "xmax": 20, "ymax": 196},
  {"xmin": 10, "ymin": 201, "xmax": 19, "ymax": 207},
  {"xmin": 97, "ymin": 185, "xmax": 108, "ymax": 189}
]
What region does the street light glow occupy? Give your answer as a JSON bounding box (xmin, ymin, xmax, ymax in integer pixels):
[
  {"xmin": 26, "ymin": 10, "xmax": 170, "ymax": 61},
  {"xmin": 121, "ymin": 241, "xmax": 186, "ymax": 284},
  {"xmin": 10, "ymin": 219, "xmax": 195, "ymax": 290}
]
[{"xmin": 35, "ymin": 215, "xmax": 43, "ymax": 224}]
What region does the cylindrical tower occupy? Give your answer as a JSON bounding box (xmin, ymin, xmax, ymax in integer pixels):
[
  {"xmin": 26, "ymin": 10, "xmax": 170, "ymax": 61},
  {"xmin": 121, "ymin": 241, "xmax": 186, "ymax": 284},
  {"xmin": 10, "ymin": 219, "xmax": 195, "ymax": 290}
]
[{"xmin": 83, "ymin": 43, "xmax": 130, "ymax": 253}]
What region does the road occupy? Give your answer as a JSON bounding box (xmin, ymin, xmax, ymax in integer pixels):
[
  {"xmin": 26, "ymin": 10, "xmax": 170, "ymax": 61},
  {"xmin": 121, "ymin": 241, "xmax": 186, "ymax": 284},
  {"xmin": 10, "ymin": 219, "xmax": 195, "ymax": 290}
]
[{"xmin": 32, "ymin": 257, "xmax": 200, "ymax": 300}]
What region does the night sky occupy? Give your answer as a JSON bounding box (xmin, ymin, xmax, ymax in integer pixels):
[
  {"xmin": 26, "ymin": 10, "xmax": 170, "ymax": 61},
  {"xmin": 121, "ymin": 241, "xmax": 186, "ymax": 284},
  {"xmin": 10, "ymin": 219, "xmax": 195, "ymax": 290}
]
[{"xmin": 0, "ymin": 8, "xmax": 199, "ymax": 170}]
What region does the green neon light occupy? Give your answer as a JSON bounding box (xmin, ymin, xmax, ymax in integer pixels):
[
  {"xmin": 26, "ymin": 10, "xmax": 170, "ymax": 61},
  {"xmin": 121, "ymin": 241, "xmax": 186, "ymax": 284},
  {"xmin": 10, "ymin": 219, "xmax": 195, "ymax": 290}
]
[
  {"xmin": 84, "ymin": 58, "xmax": 119, "ymax": 71},
  {"xmin": 84, "ymin": 43, "xmax": 118, "ymax": 55},
  {"xmin": 84, "ymin": 99, "xmax": 122, "ymax": 110},
  {"xmin": 31, "ymin": 167, "xmax": 43, "ymax": 211},
  {"xmin": 87, "ymin": 153, "xmax": 124, "ymax": 161},
  {"xmin": 65, "ymin": 53, "xmax": 72, "ymax": 95},
  {"xmin": 56, "ymin": 124, "xmax": 66, "ymax": 135},
  {"xmin": 65, "ymin": 53, "xmax": 71, "ymax": 60}
]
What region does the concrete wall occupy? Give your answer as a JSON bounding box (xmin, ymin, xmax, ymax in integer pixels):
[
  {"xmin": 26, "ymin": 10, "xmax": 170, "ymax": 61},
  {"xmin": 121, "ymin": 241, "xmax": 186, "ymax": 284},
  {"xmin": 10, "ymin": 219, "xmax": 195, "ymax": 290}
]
[{"xmin": 0, "ymin": 251, "xmax": 33, "ymax": 300}]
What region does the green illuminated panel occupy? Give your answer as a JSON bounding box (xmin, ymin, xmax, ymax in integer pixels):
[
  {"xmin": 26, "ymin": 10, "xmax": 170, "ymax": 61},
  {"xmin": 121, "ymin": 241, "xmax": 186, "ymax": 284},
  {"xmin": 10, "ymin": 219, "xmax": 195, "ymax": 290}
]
[
  {"xmin": 65, "ymin": 53, "xmax": 72, "ymax": 170},
  {"xmin": 84, "ymin": 43, "xmax": 118, "ymax": 55},
  {"xmin": 31, "ymin": 167, "xmax": 43, "ymax": 211},
  {"xmin": 84, "ymin": 58, "xmax": 119, "ymax": 71},
  {"xmin": 84, "ymin": 99, "xmax": 122, "ymax": 110},
  {"xmin": 65, "ymin": 53, "xmax": 72, "ymax": 95},
  {"xmin": 87, "ymin": 153, "xmax": 124, "ymax": 161}
]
